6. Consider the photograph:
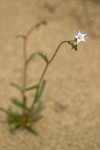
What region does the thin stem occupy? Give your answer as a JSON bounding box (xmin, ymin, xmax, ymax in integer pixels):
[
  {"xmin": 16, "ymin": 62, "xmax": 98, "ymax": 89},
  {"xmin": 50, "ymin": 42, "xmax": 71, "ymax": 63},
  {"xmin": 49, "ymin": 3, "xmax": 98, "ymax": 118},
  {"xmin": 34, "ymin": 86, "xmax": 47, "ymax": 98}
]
[
  {"xmin": 23, "ymin": 37, "xmax": 27, "ymax": 88},
  {"xmin": 30, "ymin": 40, "xmax": 69, "ymax": 110},
  {"xmin": 22, "ymin": 36, "xmax": 27, "ymax": 115},
  {"xmin": 49, "ymin": 41, "xmax": 69, "ymax": 64},
  {"xmin": 26, "ymin": 20, "xmax": 47, "ymax": 37},
  {"xmin": 21, "ymin": 21, "xmax": 47, "ymax": 115}
]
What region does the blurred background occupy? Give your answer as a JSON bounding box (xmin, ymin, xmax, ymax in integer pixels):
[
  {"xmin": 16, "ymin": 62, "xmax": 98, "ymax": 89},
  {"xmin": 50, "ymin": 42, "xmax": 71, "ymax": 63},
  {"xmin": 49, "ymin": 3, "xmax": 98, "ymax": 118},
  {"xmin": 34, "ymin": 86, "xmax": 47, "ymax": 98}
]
[{"xmin": 0, "ymin": 0, "xmax": 100, "ymax": 150}]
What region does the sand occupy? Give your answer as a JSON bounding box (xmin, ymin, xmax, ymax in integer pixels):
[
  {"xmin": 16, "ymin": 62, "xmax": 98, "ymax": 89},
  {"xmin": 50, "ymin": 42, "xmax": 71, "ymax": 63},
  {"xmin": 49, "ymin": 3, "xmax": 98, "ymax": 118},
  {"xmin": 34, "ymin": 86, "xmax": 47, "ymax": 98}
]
[{"xmin": 0, "ymin": 0, "xmax": 100, "ymax": 149}]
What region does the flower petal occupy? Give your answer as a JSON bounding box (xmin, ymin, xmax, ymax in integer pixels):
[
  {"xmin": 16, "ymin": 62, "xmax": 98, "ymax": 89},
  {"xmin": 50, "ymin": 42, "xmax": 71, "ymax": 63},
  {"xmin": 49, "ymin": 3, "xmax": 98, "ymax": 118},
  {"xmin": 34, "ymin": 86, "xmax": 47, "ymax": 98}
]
[
  {"xmin": 81, "ymin": 38, "xmax": 86, "ymax": 42},
  {"xmin": 74, "ymin": 35, "xmax": 78, "ymax": 39},
  {"xmin": 77, "ymin": 39, "xmax": 81, "ymax": 43},
  {"xmin": 82, "ymin": 34, "xmax": 87, "ymax": 38},
  {"xmin": 74, "ymin": 31, "xmax": 87, "ymax": 43}
]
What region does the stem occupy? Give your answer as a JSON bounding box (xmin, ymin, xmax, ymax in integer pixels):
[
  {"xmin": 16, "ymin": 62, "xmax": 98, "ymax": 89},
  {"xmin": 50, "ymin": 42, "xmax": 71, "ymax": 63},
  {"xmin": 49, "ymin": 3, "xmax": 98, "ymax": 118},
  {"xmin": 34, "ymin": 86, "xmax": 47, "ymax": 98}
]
[
  {"xmin": 26, "ymin": 20, "xmax": 46, "ymax": 37},
  {"xmin": 23, "ymin": 37, "xmax": 27, "ymax": 88},
  {"xmin": 22, "ymin": 36, "xmax": 27, "ymax": 115},
  {"xmin": 30, "ymin": 40, "xmax": 69, "ymax": 110},
  {"xmin": 20, "ymin": 21, "xmax": 47, "ymax": 116}
]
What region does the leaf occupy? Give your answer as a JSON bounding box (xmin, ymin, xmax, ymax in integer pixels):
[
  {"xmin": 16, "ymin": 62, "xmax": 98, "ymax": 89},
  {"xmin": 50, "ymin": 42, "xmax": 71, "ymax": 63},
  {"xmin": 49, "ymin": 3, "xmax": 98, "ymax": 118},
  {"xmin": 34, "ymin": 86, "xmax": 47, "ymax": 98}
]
[
  {"xmin": 29, "ymin": 125, "xmax": 38, "ymax": 135},
  {"xmin": 16, "ymin": 35, "xmax": 26, "ymax": 39},
  {"xmin": 38, "ymin": 52, "xmax": 49, "ymax": 63},
  {"xmin": 28, "ymin": 106, "xmax": 44, "ymax": 122},
  {"xmin": 32, "ymin": 106, "xmax": 44, "ymax": 121},
  {"xmin": 26, "ymin": 53, "xmax": 36, "ymax": 64},
  {"xmin": 7, "ymin": 108, "xmax": 22, "ymax": 131},
  {"xmin": 7, "ymin": 108, "xmax": 17, "ymax": 122},
  {"xmin": 11, "ymin": 98, "xmax": 29, "ymax": 111},
  {"xmin": 31, "ymin": 125, "xmax": 38, "ymax": 134},
  {"xmin": 36, "ymin": 80, "xmax": 46, "ymax": 102},
  {"xmin": 11, "ymin": 82, "xmax": 23, "ymax": 92},
  {"xmin": 7, "ymin": 108, "xmax": 20, "ymax": 123},
  {"xmin": 24, "ymin": 85, "xmax": 38, "ymax": 91}
]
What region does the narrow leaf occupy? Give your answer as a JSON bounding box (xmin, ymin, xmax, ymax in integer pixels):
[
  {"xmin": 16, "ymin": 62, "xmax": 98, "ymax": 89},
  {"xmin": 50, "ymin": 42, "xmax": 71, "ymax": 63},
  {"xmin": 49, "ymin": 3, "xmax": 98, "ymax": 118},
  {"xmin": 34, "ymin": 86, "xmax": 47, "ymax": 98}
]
[
  {"xmin": 11, "ymin": 98, "xmax": 29, "ymax": 111},
  {"xmin": 7, "ymin": 108, "xmax": 21, "ymax": 123},
  {"xmin": 26, "ymin": 53, "xmax": 36, "ymax": 64},
  {"xmin": 30, "ymin": 125, "xmax": 38, "ymax": 135},
  {"xmin": 11, "ymin": 82, "xmax": 23, "ymax": 92},
  {"xmin": 38, "ymin": 52, "xmax": 49, "ymax": 63},
  {"xmin": 16, "ymin": 35, "xmax": 26, "ymax": 39},
  {"xmin": 28, "ymin": 105, "xmax": 44, "ymax": 122},
  {"xmin": 32, "ymin": 106, "xmax": 44, "ymax": 121},
  {"xmin": 34, "ymin": 106, "xmax": 44, "ymax": 116},
  {"xmin": 24, "ymin": 85, "xmax": 38, "ymax": 91},
  {"xmin": 36, "ymin": 80, "xmax": 46, "ymax": 101}
]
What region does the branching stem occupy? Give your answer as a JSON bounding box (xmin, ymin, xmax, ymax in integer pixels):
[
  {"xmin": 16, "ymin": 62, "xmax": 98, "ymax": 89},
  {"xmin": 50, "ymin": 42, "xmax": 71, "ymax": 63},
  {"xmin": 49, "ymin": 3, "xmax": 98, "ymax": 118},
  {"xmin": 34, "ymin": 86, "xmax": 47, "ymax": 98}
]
[
  {"xmin": 20, "ymin": 21, "xmax": 47, "ymax": 115},
  {"xmin": 30, "ymin": 41, "xmax": 69, "ymax": 110}
]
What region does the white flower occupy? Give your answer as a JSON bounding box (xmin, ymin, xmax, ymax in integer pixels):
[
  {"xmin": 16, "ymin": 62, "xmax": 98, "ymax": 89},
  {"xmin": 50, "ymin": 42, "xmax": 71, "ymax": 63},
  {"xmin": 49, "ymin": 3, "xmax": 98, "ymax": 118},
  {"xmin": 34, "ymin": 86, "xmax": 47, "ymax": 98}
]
[{"xmin": 74, "ymin": 31, "xmax": 87, "ymax": 43}]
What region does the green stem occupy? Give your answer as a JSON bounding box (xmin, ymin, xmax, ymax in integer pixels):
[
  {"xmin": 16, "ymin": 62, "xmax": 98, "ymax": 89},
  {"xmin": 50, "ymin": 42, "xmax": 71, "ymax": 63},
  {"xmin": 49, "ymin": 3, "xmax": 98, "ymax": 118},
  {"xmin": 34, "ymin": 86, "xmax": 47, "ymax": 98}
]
[
  {"xmin": 30, "ymin": 40, "xmax": 69, "ymax": 110},
  {"xmin": 22, "ymin": 36, "xmax": 27, "ymax": 115},
  {"xmin": 16, "ymin": 21, "xmax": 47, "ymax": 117}
]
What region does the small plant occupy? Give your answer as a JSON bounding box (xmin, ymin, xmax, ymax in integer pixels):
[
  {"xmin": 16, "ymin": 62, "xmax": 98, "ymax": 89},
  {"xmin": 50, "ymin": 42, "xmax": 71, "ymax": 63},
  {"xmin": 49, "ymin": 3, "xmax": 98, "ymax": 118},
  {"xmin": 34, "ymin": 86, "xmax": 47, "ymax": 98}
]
[{"xmin": 0, "ymin": 21, "xmax": 87, "ymax": 134}]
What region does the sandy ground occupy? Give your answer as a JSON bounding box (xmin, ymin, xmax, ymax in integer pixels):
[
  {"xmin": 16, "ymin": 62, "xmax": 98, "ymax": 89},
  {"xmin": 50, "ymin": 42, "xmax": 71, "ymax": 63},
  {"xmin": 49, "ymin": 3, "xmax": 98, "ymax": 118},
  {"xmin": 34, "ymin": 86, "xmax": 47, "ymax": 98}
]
[{"xmin": 0, "ymin": 0, "xmax": 100, "ymax": 149}]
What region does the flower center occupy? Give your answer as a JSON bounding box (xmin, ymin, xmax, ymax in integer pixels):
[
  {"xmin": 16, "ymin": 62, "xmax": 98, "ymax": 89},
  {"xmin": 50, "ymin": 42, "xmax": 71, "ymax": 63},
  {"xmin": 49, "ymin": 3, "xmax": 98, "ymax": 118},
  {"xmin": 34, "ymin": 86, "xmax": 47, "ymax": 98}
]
[{"xmin": 78, "ymin": 35, "xmax": 82, "ymax": 39}]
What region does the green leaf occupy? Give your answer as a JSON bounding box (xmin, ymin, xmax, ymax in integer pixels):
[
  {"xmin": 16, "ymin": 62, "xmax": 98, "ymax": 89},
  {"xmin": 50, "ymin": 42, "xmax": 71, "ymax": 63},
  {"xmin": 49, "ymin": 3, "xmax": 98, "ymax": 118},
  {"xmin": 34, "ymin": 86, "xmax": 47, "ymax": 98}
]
[
  {"xmin": 11, "ymin": 98, "xmax": 29, "ymax": 111},
  {"xmin": 7, "ymin": 108, "xmax": 17, "ymax": 121},
  {"xmin": 16, "ymin": 35, "xmax": 26, "ymax": 39},
  {"xmin": 11, "ymin": 82, "xmax": 23, "ymax": 92},
  {"xmin": 28, "ymin": 106, "xmax": 44, "ymax": 122},
  {"xmin": 38, "ymin": 52, "xmax": 49, "ymax": 63},
  {"xmin": 29, "ymin": 125, "xmax": 38, "ymax": 135},
  {"xmin": 24, "ymin": 85, "xmax": 38, "ymax": 91},
  {"xmin": 7, "ymin": 108, "xmax": 21, "ymax": 124},
  {"xmin": 26, "ymin": 53, "xmax": 36, "ymax": 64},
  {"xmin": 32, "ymin": 106, "xmax": 44, "ymax": 121},
  {"xmin": 36, "ymin": 80, "xmax": 46, "ymax": 102}
]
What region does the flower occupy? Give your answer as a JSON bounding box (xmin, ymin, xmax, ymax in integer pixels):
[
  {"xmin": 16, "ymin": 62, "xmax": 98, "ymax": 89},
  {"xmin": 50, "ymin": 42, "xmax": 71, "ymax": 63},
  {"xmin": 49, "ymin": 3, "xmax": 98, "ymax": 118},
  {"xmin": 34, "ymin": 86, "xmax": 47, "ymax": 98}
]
[{"xmin": 74, "ymin": 31, "xmax": 87, "ymax": 43}]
